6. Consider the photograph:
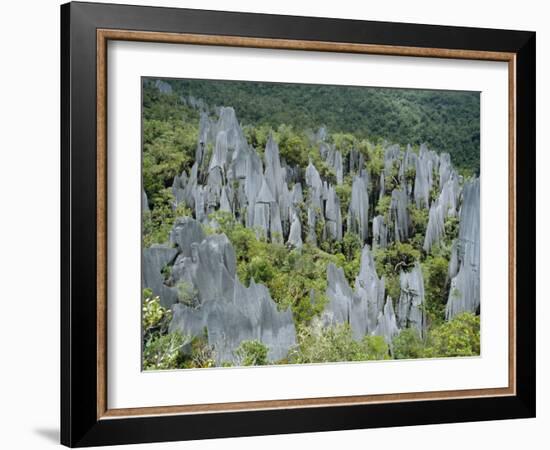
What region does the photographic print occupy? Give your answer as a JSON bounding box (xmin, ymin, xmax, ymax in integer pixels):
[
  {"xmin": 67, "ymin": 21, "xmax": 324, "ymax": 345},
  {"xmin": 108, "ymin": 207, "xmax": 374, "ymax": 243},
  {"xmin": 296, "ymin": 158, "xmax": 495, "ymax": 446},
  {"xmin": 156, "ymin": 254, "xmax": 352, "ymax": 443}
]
[{"xmin": 141, "ymin": 77, "xmax": 480, "ymax": 370}]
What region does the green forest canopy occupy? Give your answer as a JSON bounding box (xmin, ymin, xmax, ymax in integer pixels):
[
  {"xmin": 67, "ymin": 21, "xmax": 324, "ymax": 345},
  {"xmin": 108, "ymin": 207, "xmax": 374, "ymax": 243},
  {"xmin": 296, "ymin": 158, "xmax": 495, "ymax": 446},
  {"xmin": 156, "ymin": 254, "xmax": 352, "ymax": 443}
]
[{"xmin": 152, "ymin": 78, "xmax": 480, "ymax": 174}]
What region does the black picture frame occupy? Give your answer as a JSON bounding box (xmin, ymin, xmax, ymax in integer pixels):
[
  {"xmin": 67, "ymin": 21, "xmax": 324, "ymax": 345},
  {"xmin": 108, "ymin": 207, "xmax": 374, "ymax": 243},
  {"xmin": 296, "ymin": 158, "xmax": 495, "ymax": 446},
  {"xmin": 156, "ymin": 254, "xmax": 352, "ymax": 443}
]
[{"xmin": 61, "ymin": 1, "xmax": 536, "ymax": 447}]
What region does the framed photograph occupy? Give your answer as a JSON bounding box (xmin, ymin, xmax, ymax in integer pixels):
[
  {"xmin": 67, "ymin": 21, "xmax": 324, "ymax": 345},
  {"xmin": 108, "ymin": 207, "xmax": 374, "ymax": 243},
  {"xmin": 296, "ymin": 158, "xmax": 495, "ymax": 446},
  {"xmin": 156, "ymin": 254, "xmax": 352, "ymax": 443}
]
[{"xmin": 61, "ymin": 1, "xmax": 536, "ymax": 447}]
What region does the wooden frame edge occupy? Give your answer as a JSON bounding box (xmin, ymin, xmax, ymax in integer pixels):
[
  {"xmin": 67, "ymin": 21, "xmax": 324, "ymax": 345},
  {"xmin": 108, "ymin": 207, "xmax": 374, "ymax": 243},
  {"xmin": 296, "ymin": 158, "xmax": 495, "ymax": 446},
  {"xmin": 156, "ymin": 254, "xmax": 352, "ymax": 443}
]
[
  {"xmin": 96, "ymin": 28, "xmax": 517, "ymax": 420},
  {"xmin": 97, "ymin": 29, "xmax": 515, "ymax": 61},
  {"xmin": 97, "ymin": 29, "xmax": 108, "ymax": 419}
]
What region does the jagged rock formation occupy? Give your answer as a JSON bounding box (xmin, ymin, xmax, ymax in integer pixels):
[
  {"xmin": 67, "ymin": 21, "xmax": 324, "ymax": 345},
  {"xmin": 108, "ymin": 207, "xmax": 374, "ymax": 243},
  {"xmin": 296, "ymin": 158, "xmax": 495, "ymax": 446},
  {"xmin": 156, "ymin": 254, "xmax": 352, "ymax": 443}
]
[
  {"xmin": 396, "ymin": 263, "xmax": 426, "ymax": 337},
  {"xmin": 324, "ymin": 263, "xmax": 354, "ymax": 326},
  {"xmin": 287, "ymin": 211, "xmax": 303, "ymax": 248},
  {"xmin": 143, "ymin": 99, "xmax": 479, "ymax": 362},
  {"xmin": 144, "ymin": 218, "xmax": 297, "ymax": 364},
  {"xmin": 325, "ymin": 185, "xmax": 343, "ymax": 241},
  {"xmin": 423, "ymin": 200, "xmax": 446, "ymax": 253},
  {"xmin": 142, "ymin": 245, "xmax": 178, "ymax": 308},
  {"xmin": 390, "ymin": 189, "xmax": 410, "ymax": 242},
  {"xmin": 323, "ymin": 247, "xmax": 428, "ymax": 343},
  {"xmin": 324, "ymin": 245, "xmax": 391, "ymax": 341},
  {"xmin": 446, "ymin": 178, "xmax": 480, "ymax": 319},
  {"xmin": 353, "ymin": 246, "xmax": 386, "ymax": 336},
  {"xmin": 348, "ymin": 175, "xmax": 369, "ymax": 242},
  {"xmin": 372, "ymin": 215, "xmax": 388, "ymax": 249},
  {"xmin": 374, "ymin": 296, "xmax": 400, "ymax": 347},
  {"xmin": 142, "ymin": 190, "xmax": 149, "ymax": 213},
  {"xmin": 154, "ymin": 79, "xmax": 173, "ymax": 94}
]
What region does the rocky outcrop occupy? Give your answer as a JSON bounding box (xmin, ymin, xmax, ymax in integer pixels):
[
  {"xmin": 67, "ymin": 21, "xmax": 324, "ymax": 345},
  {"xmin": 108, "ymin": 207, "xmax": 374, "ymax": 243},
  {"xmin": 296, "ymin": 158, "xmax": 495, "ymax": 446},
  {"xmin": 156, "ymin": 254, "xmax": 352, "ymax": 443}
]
[
  {"xmin": 353, "ymin": 246, "xmax": 386, "ymax": 337},
  {"xmin": 142, "ymin": 245, "xmax": 178, "ymax": 308},
  {"xmin": 396, "ymin": 263, "xmax": 426, "ymax": 337},
  {"xmin": 374, "ymin": 296, "xmax": 399, "ymax": 346},
  {"xmin": 446, "ymin": 178, "xmax": 480, "ymax": 319},
  {"xmin": 348, "ymin": 175, "xmax": 369, "ymax": 242},
  {"xmin": 423, "ymin": 200, "xmax": 446, "ymax": 253},
  {"xmin": 287, "ymin": 211, "xmax": 303, "ymax": 248},
  {"xmin": 325, "ymin": 185, "xmax": 342, "ymax": 241},
  {"xmin": 170, "ymin": 277, "xmax": 296, "ymax": 364},
  {"xmin": 142, "ymin": 190, "xmax": 149, "ymax": 213},
  {"xmin": 323, "ymin": 245, "xmax": 387, "ymax": 341},
  {"xmin": 324, "ymin": 263, "xmax": 354, "ymax": 326},
  {"xmin": 143, "ymin": 217, "xmax": 297, "ymax": 365},
  {"xmin": 372, "ymin": 215, "xmax": 388, "ymax": 249},
  {"xmin": 154, "ymin": 79, "xmax": 173, "ymax": 94},
  {"xmin": 390, "ymin": 189, "xmax": 410, "ymax": 242}
]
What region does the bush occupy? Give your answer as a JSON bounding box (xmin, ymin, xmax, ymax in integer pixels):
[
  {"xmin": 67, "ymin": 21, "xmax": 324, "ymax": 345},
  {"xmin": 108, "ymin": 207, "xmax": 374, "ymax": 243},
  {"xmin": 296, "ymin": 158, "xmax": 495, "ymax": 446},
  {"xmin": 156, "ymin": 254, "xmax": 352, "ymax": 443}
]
[
  {"xmin": 142, "ymin": 293, "xmax": 172, "ymax": 335},
  {"xmin": 176, "ymin": 281, "xmax": 198, "ymax": 307},
  {"xmin": 235, "ymin": 340, "xmax": 269, "ymax": 366},
  {"xmin": 143, "ymin": 332, "xmax": 188, "ymax": 370},
  {"xmin": 422, "ymin": 252, "xmax": 451, "ymax": 324},
  {"xmin": 142, "ymin": 188, "xmax": 193, "ymax": 246},
  {"xmin": 289, "ymin": 322, "xmax": 389, "ymax": 364},
  {"xmin": 392, "ymin": 328, "xmax": 425, "ymax": 359},
  {"xmin": 424, "ymin": 312, "xmax": 480, "ymax": 358},
  {"xmin": 374, "ymin": 241, "xmax": 421, "ymax": 279},
  {"xmin": 409, "ymin": 203, "xmax": 429, "ymax": 236}
]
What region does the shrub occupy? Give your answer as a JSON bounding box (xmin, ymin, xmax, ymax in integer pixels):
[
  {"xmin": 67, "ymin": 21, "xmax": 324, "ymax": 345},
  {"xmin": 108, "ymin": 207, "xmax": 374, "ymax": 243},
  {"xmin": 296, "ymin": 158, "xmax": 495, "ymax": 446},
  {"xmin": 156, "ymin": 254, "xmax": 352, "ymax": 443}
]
[
  {"xmin": 142, "ymin": 293, "xmax": 172, "ymax": 335},
  {"xmin": 424, "ymin": 312, "xmax": 480, "ymax": 358},
  {"xmin": 289, "ymin": 322, "xmax": 389, "ymax": 364},
  {"xmin": 392, "ymin": 328, "xmax": 425, "ymax": 359},
  {"xmin": 143, "ymin": 332, "xmax": 188, "ymax": 370},
  {"xmin": 235, "ymin": 340, "xmax": 269, "ymax": 366},
  {"xmin": 374, "ymin": 241, "xmax": 421, "ymax": 279},
  {"xmin": 422, "ymin": 253, "xmax": 451, "ymax": 324},
  {"xmin": 176, "ymin": 281, "xmax": 198, "ymax": 307}
]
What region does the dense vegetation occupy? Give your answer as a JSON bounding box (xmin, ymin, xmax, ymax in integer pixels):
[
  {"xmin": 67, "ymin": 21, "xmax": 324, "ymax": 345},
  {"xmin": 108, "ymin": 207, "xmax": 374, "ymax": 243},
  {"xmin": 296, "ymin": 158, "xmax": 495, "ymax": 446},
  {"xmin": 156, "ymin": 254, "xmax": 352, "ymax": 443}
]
[
  {"xmin": 141, "ymin": 78, "xmax": 480, "ymax": 369},
  {"xmin": 152, "ymin": 78, "xmax": 480, "ymax": 174}
]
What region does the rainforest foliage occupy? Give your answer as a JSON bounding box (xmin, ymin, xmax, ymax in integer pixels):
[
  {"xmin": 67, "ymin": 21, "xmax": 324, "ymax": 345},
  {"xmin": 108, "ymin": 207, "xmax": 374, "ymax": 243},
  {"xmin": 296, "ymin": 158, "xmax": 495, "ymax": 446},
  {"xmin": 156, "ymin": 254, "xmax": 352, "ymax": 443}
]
[{"xmin": 141, "ymin": 78, "xmax": 480, "ymax": 369}]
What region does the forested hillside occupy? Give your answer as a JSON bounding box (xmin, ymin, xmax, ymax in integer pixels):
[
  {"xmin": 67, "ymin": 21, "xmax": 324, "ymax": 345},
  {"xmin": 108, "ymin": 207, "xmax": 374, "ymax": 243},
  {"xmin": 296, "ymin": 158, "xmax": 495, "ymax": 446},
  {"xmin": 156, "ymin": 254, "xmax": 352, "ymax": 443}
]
[
  {"xmin": 141, "ymin": 78, "xmax": 480, "ymax": 370},
  {"xmin": 150, "ymin": 78, "xmax": 480, "ymax": 175}
]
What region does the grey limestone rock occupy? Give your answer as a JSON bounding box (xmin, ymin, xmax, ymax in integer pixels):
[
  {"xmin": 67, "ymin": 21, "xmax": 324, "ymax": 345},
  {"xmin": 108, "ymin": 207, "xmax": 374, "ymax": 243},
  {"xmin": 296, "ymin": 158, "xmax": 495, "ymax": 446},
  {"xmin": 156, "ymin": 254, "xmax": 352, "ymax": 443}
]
[
  {"xmin": 372, "ymin": 215, "xmax": 388, "ymax": 249},
  {"xmin": 287, "ymin": 211, "xmax": 303, "ymax": 248},
  {"xmin": 305, "ymin": 160, "xmax": 323, "ymax": 193},
  {"xmin": 142, "ymin": 244, "xmax": 179, "ymax": 308},
  {"xmin": 396, "ymin": 263, "xmax": 426, "ymax": 337},
  {"xmin": 383, "ymin": 144, "xmax": 401, "ymax": 178},
  {"xmin": 446, "ymin": 178, "xmax": 480, "ymax": 319},
  {"xmin": 438, "ymin": 173, "xmax": 460, "ymax": 218},
  {"xmin": 325, "ymin": 185, "xmax": 342, "ymax": 241},
  {"xmin": 165, "ymin": 219, "xmax": 296, "ymax": 364},
  {"xmin": 348, "ymin": 175, "xmax": 369, "ymax": 242},
  {"xmin": 306, "ymin": 207, "xmax": 317, "ymax": 245},
  {"xmin": 390, "ymin": 189, "xmax": 410, "ymax": 242},
  {"xmin": 142, "ymin": 190, "xmax": 149, "ymax": 213},
  {"xmin": 439, "ymin": 152, "xmax": 453, "ymax": 188},
  {"xmin": 169, "ymin": 216, "xmax": 206, "ymax": 257},
  {"xmin": 414, "ymin": 148, "xmax": 432, "ymax": 209},
  {"xmin": 219, "ymin": 187, "xmax": 232, "ymax": 213},
  {"xmin": 323, "ymin": 263, "xmax": 354, "ymax": 326},
  {"xmin": 264, "ymin": 134, "xmax": 286, "ymax": 202},
  {"xmin": 291, "ymin": 183, "xmax": 303, "ymax": 204},
  {"xmin": 154, "ymin": 79, "xmax": 172, "ymax": 94},
  {"xmin": 353, "ymin": 245, "xmax": 386, "ymax": 336},
  {"xmin": 423, "ymin": 200, "xmax": 446, "ymax": 253},
  {"xmin": 209, "ymin": 131, "xmax": 228, "ymax": 173},
  {"xmin": 374, "ymin": 296, "xmax": 399, "ymax": 347}
]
